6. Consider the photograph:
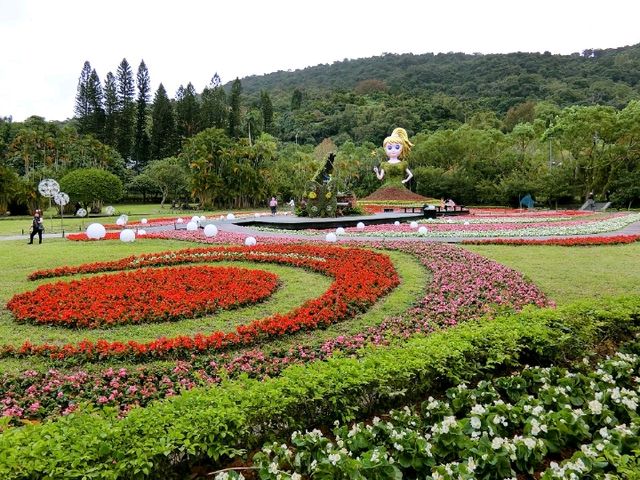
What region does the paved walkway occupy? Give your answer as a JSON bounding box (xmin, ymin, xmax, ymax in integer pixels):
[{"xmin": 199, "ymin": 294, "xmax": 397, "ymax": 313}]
[{"xmin": 2, "ymin": 215, "xmax": 640, "ymax": 243}]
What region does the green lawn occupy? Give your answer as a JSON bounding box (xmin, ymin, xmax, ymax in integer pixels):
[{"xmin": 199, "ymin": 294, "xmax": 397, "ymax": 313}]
[{"xmin": 463, "ymin": 243, "xmax": 640, "ymax": 305}]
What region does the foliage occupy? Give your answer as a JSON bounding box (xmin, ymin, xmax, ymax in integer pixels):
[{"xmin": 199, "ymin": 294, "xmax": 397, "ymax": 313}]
[
  {"xmin": 59, "ymin": 167, "xmax": 123, "ymax": 211},
  {"xmin": 143, "ymin": 157, "xmax": 188, "ymax": 207},
  {"xmin": 0, "ymin": 296, "xmax": 639, "ymax": 478}
]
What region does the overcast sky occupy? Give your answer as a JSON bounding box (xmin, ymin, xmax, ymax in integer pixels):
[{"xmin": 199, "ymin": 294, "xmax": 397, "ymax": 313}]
[{"xmin": 2, "ymin": 0, "xmax": 639, "ymax": 123}]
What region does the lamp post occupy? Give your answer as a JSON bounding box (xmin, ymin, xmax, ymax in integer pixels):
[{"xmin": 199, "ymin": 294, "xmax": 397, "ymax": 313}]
[{"xmin": 38, "ymin": 178, "xmax": 60, "ymax": 231}]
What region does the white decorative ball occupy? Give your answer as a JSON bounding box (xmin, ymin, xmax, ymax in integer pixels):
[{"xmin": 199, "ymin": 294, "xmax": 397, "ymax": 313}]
[
  {"xmin": 418, "ymin": 226, "xmax": 428, "ymax": 234},
  {"xmin": 86, "ymin": 223, "xmax": 106, "ymax": 239},
  {"xmin": 244, "ymin": 236, "xmax": 257, "ymax": 246},
  {"xmin": 119, "ymin": 229, "xmax": 136, "ymax": 242},
  {"xmin": 116, "ymin": 216, "xmax": 127, "ymax": 226},
  {"xmin": 325, "ymin": 232, "xmax": 337, "ymax": 242},
  {"xmin": 335, "ymin": 227, "xmax": 345, "ymax": 235},
  {"xmin": 191, "ymin": 216, "xmax": 200, "ymax": 223},
  {"xmin": 137, "ymin": 229, "xmax": 147, "ymax": 236},
  {"xmin": 464, "ymin": 221, "xmax": 470, "ymax": 226},
  {"xmin": 176, "ymin": 217, "xmax": 184, "ymax": 224},
  {"xmin": 356, "ymin": 222, "xmax": 365, "ymax": 229},
  {"xmin": 186, "ymin": 221, "xmax": 198, "ymax": 231},
  {"xmin": 254, "ymin": 213, "xmax": 261, "ymax": 217},
  {"xmin": 394, "ymin": 221, "xmax": 400, "ymax": 226},
  {"xmin": 410, "ymin": 221, "xmax": 418, "ymax": 229},
  {"xmin": 105, "ymin": 206, "xmax": 115, "ymax": 215},
  {"xmin": 226, "ymin": 213, "xmax": 236, "ymax": 220},
  {"xmin": 76, "ymin": 208, "xmax": 87, "ymax": 217},
  {"xmin": 140, "ymin": 218, "xmax": 148, "ymax": 224},
  {"xmin": 203, "ymin": 224, "xmax": 218, "ymax": 237}
]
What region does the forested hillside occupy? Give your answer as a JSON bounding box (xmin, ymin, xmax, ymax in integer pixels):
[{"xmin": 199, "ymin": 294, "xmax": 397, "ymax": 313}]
[{"xmin": 1, "ymin": 44, "xmax": 640, "ymax": 213}]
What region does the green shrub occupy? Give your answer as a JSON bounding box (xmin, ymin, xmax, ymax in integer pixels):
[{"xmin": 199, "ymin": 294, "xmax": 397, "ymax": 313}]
[{"xmin": 0, "ymin": 296, "xmax": 638, "ymax": 479}]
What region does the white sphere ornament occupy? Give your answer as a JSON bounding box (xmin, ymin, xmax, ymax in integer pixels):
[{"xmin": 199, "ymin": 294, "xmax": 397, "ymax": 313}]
[
  {"xmin": 325, "ymin": 232, "xmax": 337, "ymax": 242},
  {"xmin": 176, "ymin": 217, "xmax": 184, "ymax": 224},
  {"xmin": 356, "ymin": 222, "xmax": 365, "ymax": 230},
  {"xmin": 191, "ymin": 216, "xmax": 200, "ymax": 223},
  {"xmin": 244, "ymin": 236, "xmax": 257, "ymax": 246},
  {"xmin": 464, "ymin": 221, "xmax": 470, "ymax": 226},
  {"xmin": 394, "ymin": 221, "xmax": 400, "ymax": 226},
  {"xmin": 418, "ymin": 226, "xmax": 428, "ymax": 234},
  {"xmin": 116, "ymin": 217, "xmax": 126, "ymax": 226},
  {"xmin": 140, "ymin": 218, "xmax": 148, "ymax": 224},
  {"xmin": 226, "ymin": 213, "xmax": 236, "ymax": 220},
  {"xmin": 203, "ymin": 224, "xmax": 218, "ymax": 237},
  {"xmin": 186, "ymin": 221, "xmax": 198, "ymax": 231},
  {"xmin": 254, "ymin": 213, "xmax": 261, "ymax": 218},
  {"xmin": 137, "ymin": 229, "xmax": 147, "ymax": 236},
  {"xmin": 410, "ymin": 221, "xmax": 418, "ymax": 229},
  {"xmin": 105, "ymin": 205, "xmax": 116, "ymax": 215},
  {"xmin": 76, "ymin": 208, "xmax": 88, "ymax": 217},
  {"xmin": 335, "ymin": 227, "xmax": 345, "ymax": 235},
  {"xmin": 86, "ymin": 223, "xmax": 106, "ymax": 239},
  {"xmin": 119, "ymin": 229, "xmax": 136, "ymax": 242}
]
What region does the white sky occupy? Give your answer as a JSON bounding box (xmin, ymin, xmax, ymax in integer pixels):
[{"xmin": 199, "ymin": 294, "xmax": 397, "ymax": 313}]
[{"xmin": 1, "ymin": 0, "xmax": 639, "ymax": 122}]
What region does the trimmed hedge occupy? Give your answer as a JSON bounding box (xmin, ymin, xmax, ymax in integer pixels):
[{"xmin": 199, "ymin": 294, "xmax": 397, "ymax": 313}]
[{"xmin": 0, "ymin": 296, "xmax": 639, "ymax": 479}]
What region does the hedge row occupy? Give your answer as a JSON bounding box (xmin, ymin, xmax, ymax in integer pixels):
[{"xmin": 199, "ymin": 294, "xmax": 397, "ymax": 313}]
[{"xmin": 0, "ymin": 296, "xmax": 639, "ymax": 479}]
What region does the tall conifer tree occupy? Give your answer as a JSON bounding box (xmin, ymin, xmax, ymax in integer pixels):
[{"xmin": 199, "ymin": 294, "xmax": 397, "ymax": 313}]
[
  {"xmin": 133, "ymin": 60, "xmax": 151, "ymax": 171},
  {"xmin": 74, "ymin": 61, "xmax": 92, "ymax": 134},
  {"xmin": 87, "ymin": 69, "xmax": 105, "ymax": 138},
  {"xmin": 115, "ymin": 58, "xmax": 135, "ymax": 162},
  {"xmin": 103, "ymin": 72, "xmax": 118, "ymax": 148},
  {"xmin": 175, "ymin": 83, "xmax": 200, "ymax": 141},
  {"xmin": 201, "ymin": 73, "xmax": 227, "ymax": 129},
  {"xmin": 150, "ymin": 83, "xmax": 177, "ymax": 160}
]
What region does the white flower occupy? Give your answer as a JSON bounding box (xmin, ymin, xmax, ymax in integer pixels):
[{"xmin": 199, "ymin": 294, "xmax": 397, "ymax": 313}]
[
  {"xmin": 467, "ymin": 457, "xmax": 477, "ymax": 472},
  {"xmin": 588, "ymin": 400, "xmax": 603, "ymax": 415},
  {"xmin": 268, "ymin": 462, "xmax": 279, "ymax": 474},
  {"xmin": 393, "ymin": 443, "xmax": 404, "ymax": 451},
  {"xmin": 471, "ymin": 404, "xmax": 486, "ymax": 415},
  {"xmin": 523, "ymin": 437, "xmax": 536, "ymax": 449},
  {"xmin": 470, "ymin": 416, "xmax": 482, "ymax": 429},
  {"xmin": 492, "ymin": 437, "xmax": 506, "ymax": 449},
  {"xmin": 328, "ymin": 453, "xmax": 341, "ymax": 465},
  {"xmin": 291, "ymin": 474, "xmax": 302, "ymax": 480}
]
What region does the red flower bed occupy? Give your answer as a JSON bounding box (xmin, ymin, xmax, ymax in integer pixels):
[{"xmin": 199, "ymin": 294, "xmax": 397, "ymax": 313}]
[
  {"xmin": 67, "ymin": 232, "xmax": 126, "ymax": 241},
  {"xmin": 4, "ymin": 245, "xmax": 399, "ymax": 361},
  {"xmin": 461, "ymin": 234, "xmax": 640, "ymax": 246},
  {"xmin": 7, "ymin": 266, "xmax": 278, "ymax": 329}
]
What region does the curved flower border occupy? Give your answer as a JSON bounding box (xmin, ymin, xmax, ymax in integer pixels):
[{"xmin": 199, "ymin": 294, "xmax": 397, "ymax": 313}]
[
  {"xmin": 1, "ymin": 242, "xmax": 551, "ymax": 422},
  {"xmin": 7, "ymin": 266, "xmax": 279, "ymax": 329},
  {"xmin": 3, "ymin": 245, "xmax": 399, "ymax": 361}
]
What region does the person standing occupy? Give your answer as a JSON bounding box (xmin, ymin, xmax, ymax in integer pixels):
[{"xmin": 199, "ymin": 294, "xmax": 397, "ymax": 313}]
[
  {"xmin": 269, "ymin": 197, "xmax": 278, "ymax": 215},
  {"xmin": 28, "ymin": 210, "xmax": 44, "ymax": 244}
]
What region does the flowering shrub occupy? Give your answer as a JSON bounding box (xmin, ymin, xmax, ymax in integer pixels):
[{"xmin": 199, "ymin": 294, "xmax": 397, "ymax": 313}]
[
  {"xmin": 4, "ymin": 244, "xmax": 399, "ymax": 361},
  {"xmin": 253, "ymin": 350, "xmax": 640, "ymax": 479},
  {"xmin": 7, "ymin": 266, "xmax": 279, "ymax": 328}
]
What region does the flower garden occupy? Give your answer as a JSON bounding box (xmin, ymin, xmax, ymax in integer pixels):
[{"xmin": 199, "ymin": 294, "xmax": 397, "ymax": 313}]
[{"xmin": 0, "ymin": 210, "xmax": 639, "ymax": 479}]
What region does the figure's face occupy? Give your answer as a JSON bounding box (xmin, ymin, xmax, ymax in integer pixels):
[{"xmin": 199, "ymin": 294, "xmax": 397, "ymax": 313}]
[{"xmin": 385, "ymin": 142, "xmax": 402, "ymax": 160}]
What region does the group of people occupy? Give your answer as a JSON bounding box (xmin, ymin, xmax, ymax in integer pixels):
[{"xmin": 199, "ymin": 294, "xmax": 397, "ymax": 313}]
[{"xmin": 28, "ymin": 209, "xmax": 44, "ymax": 244}]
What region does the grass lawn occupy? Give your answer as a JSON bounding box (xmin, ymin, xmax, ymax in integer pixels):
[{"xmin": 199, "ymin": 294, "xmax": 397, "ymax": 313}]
[{"xmin": 463, "ymin": 243, "xmax": 640, "ymax": 305}]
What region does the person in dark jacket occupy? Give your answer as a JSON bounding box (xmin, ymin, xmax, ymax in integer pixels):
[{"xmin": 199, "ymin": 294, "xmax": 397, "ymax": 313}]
[{"xmin": 28, "ymin": 210, "xmax": 44, "ymax": 244}]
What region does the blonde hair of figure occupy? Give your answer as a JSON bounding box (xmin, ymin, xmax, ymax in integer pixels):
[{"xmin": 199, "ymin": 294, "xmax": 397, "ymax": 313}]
[{"xmin": 382, "ymin": 127, "xmax": 414, "ymax": 160}]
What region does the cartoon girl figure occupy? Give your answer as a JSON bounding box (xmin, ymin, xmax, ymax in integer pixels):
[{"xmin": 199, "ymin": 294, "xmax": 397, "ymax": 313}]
[{"xmin": 373, "ymin": 127, "xmax": 414, "ymax": 186}]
